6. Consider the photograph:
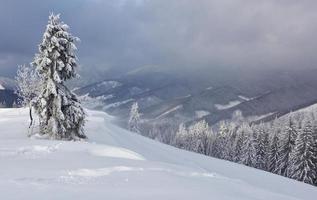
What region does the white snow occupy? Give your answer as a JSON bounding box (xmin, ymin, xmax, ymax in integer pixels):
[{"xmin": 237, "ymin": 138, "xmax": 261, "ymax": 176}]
[
  {"xmin": 103, "ymin": 99, "xmax": 134, "ymax": 109},
  {"xmin": 156, "ymin": 105, "xmax": 183, "ymax": 119},
  {"xmin": 96, "ymin": 94, "xmax": 114, "ymax": 101},
  {"xmin": 0, "ymin": 108, "xmax": 316, "ymax": 200},
  {"xmin": 215, "ymin": 100, "xmax": 242, "ymax": 110},
  {"xmin": 79, "ymin": 94, "xmax": 106, "ymax": 109},
  {"xmin": 238, "ymin": 95, "xmax": 253, "ymax": 101},
  {"xmin": 129, "ymin": 87, "xmax": 144, "ymax": 95},
  {"xmin": 0, "ymin": 83, "xmax": 5, "ymax": 90},
  {"xmin": 96, "ymin": 80, "xmax": 122, "ymax": 89},
  {"xmin": 176, "ymin": 94, "xmax": 191, "ymax": 99},
  {"xmin": 246, "ymin": 112, "xmax": 276, "ymax": 122},
  {"xmin": 195, "ymin": 110, "xmax": 210, "ymax": 118}
]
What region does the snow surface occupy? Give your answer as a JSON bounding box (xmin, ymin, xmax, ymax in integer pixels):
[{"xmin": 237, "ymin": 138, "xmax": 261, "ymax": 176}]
[
  {"xmin": 103, "ymin": 99, "xmax": 134, "ymax": 110},
  {"xmin": 156, "ymin": 105, "xmax": 183, "ymax": 119},
  {"xmin": 0, "ymin": 108, "xmax": 316, "ymax": 200},
  {"xmin": 96, "ymin": 80, "xmax": 122, "ymax": 89},
  {"xmin": 195, "ymin": 110, "xmax": 210, "ymax": 118},
  {"xmin": 0, "ymin": 83, "xmax": 4, "ymax": 90},
  {"xmin": 246, "ymin": 112, "xmax": 276, "ymax": 122},
  {"xmin": 238, "ymin": 95, "xmax": 253, "ymax": 101},
  {"xmin": 215, "ymin": 100, "xmax": 242, "ymax": 110}
]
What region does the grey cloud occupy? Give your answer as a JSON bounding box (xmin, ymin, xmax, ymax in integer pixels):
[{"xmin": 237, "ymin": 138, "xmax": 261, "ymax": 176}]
[{"xmin": 0, "ymin": 0, "xmax": 316, "ymax": 78}]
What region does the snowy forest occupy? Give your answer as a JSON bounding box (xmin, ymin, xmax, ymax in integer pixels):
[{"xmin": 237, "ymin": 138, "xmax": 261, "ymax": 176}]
[
  {"xmin": 2, "ymin": 1, "xmax": 317, "ymax": 199},
  {"xmin": 16, "ymin": 11, "xmax": 317, "ymax": 186},
  {"xmin": 128, "ymin": 103, "xmax": 317, "ymax": 186},
  {"xmin": 11, "ymin": 6, "xmax": 317, "ymax": 192}
]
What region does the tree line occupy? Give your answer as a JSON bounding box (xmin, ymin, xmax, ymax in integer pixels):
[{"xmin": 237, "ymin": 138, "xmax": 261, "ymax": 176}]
[{"xmin": 130, "ymin": 104, "xmax": 317, "ymax": 186}]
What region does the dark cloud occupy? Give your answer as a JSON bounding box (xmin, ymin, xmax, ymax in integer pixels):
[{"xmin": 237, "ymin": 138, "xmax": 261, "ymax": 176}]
[{"xmin": 0, "ymin": 0, "xmax": 317, "ymax": 79}]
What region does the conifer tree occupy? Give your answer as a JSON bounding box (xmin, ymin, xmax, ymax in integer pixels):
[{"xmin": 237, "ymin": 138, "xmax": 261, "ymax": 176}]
[
  {"xmin": 312, "ymin": 118, "xmax": 317, "ymax": 185},
  {"xmin": 174, "ymin": 123, "xmax": 188, "ymax": 149},
  {"xmin": 254, "ymin": 124, "xmax": 270, "ymax": 170},
  {"xmin": 234, "ymin": 123, "xmax": 250, "ymax": 163},
  {"xmin": 224, "ymin": 123, "xmax": 238, "ymax": 161},
  {"xmin": 291, "ymin": 120, "xmax": 317, "ymax": 185},
  {"xmin": 268, "ymin": 132, "xmax": 279, "ymax": 172},
  {"xmin": 128, "ymin": 102, "xmax": 141, "ymax": 133},
  {"xmin": 32, "ymin": 14, "xmax": 86, "ymax": 140},
  {"xmin": 212, "ymin": 122, "xmax": 229, "ymax": 159},
  {"xmin": 276, "ymin": 117, "xmax": 297, "ymax": 176},
  {"xmin": 187, "ymin": 120, "xmax": 212, "ymax": 155},
  {"xmin": 241, "ymin": 125, "xmax": 257, "ymax": 167}
]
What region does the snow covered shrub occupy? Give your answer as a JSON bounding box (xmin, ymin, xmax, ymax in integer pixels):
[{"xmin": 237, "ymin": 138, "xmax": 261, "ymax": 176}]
[{"xmin": 15, "ymin": 64, "xmax": 41, "ymax": 107}]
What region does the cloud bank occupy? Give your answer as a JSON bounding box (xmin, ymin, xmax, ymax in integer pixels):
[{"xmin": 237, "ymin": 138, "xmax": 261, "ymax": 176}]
[{"xmin": 0, "ymin": 0, "xmax": 316, "ymax": 78}]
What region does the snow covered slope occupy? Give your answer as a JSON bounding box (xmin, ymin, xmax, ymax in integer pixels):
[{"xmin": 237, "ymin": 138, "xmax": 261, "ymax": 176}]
[
  {"xmin": 0, "ymin": 77, "xmax": 16, "ymax": 90},
  {"xmin": 0, "ymin": 108, "xmax": 316, "ymax": 200}
]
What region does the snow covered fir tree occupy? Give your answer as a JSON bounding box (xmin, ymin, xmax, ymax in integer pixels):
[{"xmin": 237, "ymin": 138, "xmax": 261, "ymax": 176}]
[
  {"xmin": 128, "ymin": 102, "xmax": 141, "ymax": 133},
  {"xmin": 31, "ymin": 14, "xmax": 86, "ymax": 140}
]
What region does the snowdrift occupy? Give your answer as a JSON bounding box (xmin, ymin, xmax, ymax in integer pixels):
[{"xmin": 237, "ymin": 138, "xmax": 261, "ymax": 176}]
[{"xmin": 0, "ymin": 108, "xmax": 316, "ymax": 200}]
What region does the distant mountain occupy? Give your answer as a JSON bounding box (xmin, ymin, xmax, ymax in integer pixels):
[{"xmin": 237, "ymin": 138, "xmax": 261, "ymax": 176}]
[
  {"xmin": 0, "ymin": 77, "xmax": 19, "ymax": 107},
  {"xmin": 75, "ymin": 68, "xmax": 317, "ymax": 127},
  {"xmin": 0, "ymin": 77, "xmax": 16, "ymax": 90}
]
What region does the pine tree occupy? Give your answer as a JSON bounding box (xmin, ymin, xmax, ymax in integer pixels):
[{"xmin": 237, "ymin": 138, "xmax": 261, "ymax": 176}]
[
  {"xmin": 32, "ymin": 14, "xmax": 86, "ymax": 140},
  {"xmin": 312, "ymin": 118, "xmax": 317, "ymax": 185},
  {"xmin": 174, "ymin": 123, "xmax": 188, "ymax": 149},
  {"xmin": 128, "ymin": 102, "xmax": 141, "ymax": 133},
  {"xmin": 187, "ymin": 120, "xmax": 212, "ymax": 155},
  {"xmin": 217, "ymin": 122, "xmax": 237, "ymax": 162},
  {"xmin": 276, "ymin": 117, "xmax": 297, "ymax": 176},
  {"xmin": 268, "ymin": 132, "xmax": 279, "ymax": 172},
  {"xmin": 241, "ymin": 125, "xmax": 257, "ymax": 167},
  {"xmin": 290, "ymin": 119, "xmax": 317, "ymax": 185},
  {"xmin": 212, "ymin": 122, "xmax": 229, "ymax": 159},
  {"xmin": 254, "ymin": 124, "xmax": 270, "ymax": 170},
  {"xmin": 234, "ymin": 123, "xmax": 250, "ymax": 163}
]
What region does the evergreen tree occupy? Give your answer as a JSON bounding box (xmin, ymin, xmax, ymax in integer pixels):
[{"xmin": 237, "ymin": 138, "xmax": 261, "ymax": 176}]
[
  {"xmin": 268, "ymin": 132, "xmax": 279, "ymax": 172},
  {"xmin": 174, "ymin": 123, "xmax": 188, "ymax": 149},
  {"xmin": 276, "ymin": 117, "xmax": 297, "ymax": 176},
  {"xmin": 234, "ymin": 123, "xmax": 250, "ymax": 163},
  {"xmin": 128, "ymin": 102, "xmax": 141, "ymax": 133},
  {"xmin": 241, "ymin": 125, "xmax": 257, "ymax": 167},
  {"xmin": 254, "ymin": 124, "xmax": 270, "ymax": 170},
  {"xmin": 225, "ymin": 123, "xmax": 238, "ymax": 161},
  {"xmin": 290, "ymin": 120, "xmax": 317, "ymax": 185},
  {"xmin": 212, "ymin": 122, "xmax": 229, "ymax": 159},
  {"xmin": 312, "ymin": 118, "xmax": 317, "ymax": 185},
  {"xmin": 32, "ymin": 14, "xmax": 86, "ymax": 140},
  {"xmin": 187, "ymin": 120, "xmax": 212, "ymax": 155}
]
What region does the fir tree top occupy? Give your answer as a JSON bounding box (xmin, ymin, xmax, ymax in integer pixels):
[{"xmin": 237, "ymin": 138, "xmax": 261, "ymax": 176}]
[{"xmin": 32, "ymin": 13, "xmax": 79, "ymax": 83}]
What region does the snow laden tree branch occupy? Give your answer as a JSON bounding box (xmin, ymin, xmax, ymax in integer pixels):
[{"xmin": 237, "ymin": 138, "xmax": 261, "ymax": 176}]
[
  {"xmin": 15, "ymin": 64, "xmax": 41, "ymax": 128},
  {"xmin": 15, "ymin": 64, "xmax": 41, "ymax": 107},
  {"xmin": 32, "ymin": 13, "xmax": 86, "ymax": 140}
]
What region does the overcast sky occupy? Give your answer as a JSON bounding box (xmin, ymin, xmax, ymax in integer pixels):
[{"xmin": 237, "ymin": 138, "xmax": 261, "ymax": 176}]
[{"xmin": 0, "ymin": 0, "xmax": 317, "ymax": 79}]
